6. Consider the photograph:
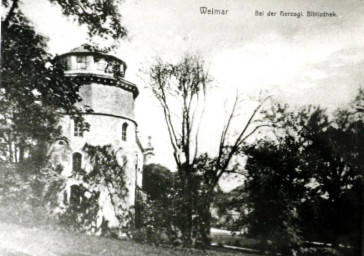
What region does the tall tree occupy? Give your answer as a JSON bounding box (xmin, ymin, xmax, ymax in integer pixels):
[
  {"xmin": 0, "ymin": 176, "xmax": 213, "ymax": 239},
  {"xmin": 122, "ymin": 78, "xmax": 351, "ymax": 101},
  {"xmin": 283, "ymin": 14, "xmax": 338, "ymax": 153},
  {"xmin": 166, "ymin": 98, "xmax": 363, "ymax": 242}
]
[
  {"xmin": 1, "ymin": 12, "xmax": 80, "ymax": 163},
  {"xmin": 239, "ymin": 91, "xmax": 363, "ymax": 254},
  {"xmin": 148, "ymin": 55, "xmax": 209, "ymax": 245},
  {"xmin": 1, "ymin": 0, "xmax": 127, "ymax": 164},
  {"xmin": 148, "ymin": 55, "xmax": 270, "ymax": 245}
]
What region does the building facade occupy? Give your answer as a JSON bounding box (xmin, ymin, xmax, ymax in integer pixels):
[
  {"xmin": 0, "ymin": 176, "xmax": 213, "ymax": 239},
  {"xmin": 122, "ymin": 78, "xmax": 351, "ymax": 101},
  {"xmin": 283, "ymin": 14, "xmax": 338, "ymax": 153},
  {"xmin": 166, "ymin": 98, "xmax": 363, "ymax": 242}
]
[{"xmin": 48, "ymin": 44, "xmax": 147, "ymax": 231}]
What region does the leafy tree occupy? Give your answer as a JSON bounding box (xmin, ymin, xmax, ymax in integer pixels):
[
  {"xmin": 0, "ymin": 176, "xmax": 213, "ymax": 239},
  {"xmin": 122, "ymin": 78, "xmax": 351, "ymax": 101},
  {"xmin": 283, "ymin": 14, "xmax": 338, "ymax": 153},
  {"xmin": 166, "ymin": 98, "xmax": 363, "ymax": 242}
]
[
  {"xmin": 1, "ymin": 0, "xmax": 127, "ymax": 164},
  {"xmin": 212, "ymin": 185, "xmax": 246, "ymax": 230},
  {"xmin": 242, "ymin": 138, "xmax": 306, "ymax": 255},
  {"xmin": 142, "ymin": 163, "xmax": 175, "ymax": 200},
  {"xmin": 297, "ymin": 106, "xmax": 363, "ymax": 249},
  {"xmin": 3, "ymin": 0, "xmax": 126, "ymax": 42},
  {"xmin": 136, "ymin": 164, "xmax": 182, "ymax": 244},
  {"xmin": 239, "ymin": 91, "xmax": 363, "ymax": 254},
  {"xmin": 1, "ymin": 11, "xmax": 83, "ymax": 163}
]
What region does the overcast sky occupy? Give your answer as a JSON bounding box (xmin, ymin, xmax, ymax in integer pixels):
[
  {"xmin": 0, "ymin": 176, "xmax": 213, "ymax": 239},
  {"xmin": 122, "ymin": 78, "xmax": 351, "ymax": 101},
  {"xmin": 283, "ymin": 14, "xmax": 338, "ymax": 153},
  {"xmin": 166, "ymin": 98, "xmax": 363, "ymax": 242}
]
[{"xmin": 20, "ymin": 0, "xmax": 364, "ymax": 189}]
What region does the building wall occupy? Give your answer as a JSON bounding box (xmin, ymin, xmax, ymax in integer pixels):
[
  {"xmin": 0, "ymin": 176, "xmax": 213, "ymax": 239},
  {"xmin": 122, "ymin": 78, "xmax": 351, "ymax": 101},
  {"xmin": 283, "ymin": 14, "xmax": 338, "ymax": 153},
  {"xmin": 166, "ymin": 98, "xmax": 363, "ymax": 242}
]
[
  {"xmin": 49, "ymin": 51, "xmax": 143, "ymax": 230},
  {"xmin": 76, "ymin": 83, "xmax": 135, "ymax": 120},
  {"xmin": 58, "ymin": 106, "xmax": 142, "ymax": 202}
]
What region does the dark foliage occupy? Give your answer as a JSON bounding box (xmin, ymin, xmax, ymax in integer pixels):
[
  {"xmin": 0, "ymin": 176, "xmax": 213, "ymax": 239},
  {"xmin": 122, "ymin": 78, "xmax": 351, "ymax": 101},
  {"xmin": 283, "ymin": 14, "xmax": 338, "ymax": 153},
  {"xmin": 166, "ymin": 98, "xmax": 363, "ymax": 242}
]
[
  {"xmin": 238, "ymin": 90, "xmax": 363, "ymax": 255},
  {"xmin": 142, "ymin": 164, "xmax": 175, "ymax": 200},
  {"xmin": 1, "ymin": 11, "xmax": 85, "ymax": 163},
  {"xmin": 212, "ymin": 186, "xmax": 245, "ymax": 230},
  {"xmin": 138, "ymin": 163, "xmax": 214, "ymax": 246},
  {"xmin": 49, "ymin": 0, "xmax": 127, "ymax": 41},
  {"xmin": 137, "ymin": 164, "xmax": 181, "ymax": 245},
  {"xmin": 1, "ymin": 0, "xmax": 127, "ymax": 164}
]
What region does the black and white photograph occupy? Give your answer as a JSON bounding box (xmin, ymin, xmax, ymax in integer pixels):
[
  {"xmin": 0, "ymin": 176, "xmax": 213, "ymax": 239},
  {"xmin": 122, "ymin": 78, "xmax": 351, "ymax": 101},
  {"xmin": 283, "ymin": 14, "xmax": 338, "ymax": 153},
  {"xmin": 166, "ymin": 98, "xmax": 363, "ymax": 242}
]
[{"xmin": 1, "ymin": 0, "xmax": 363, "ymax": 255}]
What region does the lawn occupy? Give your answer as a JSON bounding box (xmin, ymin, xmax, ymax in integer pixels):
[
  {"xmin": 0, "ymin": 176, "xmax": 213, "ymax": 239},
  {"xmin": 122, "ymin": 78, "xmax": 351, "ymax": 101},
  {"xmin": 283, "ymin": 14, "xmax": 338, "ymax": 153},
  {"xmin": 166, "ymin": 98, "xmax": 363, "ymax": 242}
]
[
  {"xmin": 0, "ymin": 221, "xmax": 262, "ymax": 256},
  {"xmin": 211, "ymin": 228, "xmax": 259, "ymax": 249},
  {"xmin": 0, "ymin": 201, "xmax": 260, "ymax": 256},
  {"xmin": 0, "ymin": 171, "xmax": 261, "ymax": 256}
]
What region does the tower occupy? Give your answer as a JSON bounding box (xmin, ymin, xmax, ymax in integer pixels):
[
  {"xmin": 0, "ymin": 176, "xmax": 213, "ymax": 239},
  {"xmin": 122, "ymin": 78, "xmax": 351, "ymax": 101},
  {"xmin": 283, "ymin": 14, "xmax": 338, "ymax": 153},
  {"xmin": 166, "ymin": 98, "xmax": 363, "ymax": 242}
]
[
  {"xmin": 50, "ymin": 44, "xmax": 144, "ymax": 230},
  {"xmin": 143, "ymin": 136, "xmax": 155, "ymax": 165}
]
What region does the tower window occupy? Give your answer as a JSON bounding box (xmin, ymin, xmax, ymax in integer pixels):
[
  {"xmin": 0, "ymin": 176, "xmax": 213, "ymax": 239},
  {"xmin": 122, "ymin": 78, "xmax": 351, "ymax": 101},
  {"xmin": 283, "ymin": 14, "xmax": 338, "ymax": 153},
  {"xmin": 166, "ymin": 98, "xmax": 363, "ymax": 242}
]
[
  {"xmin": 122, "ymin": 123, "xmax": 128, "ymax": 141},
  {"xmin": 70, "ymin": 185, "xmax": 82, "ymax": 206},
  {"xmin": 74, "ymin": 122, "xmax": 83, "ymax": 137},
  {"xmin": 72, "ymin": 152, "xmax": 82, "ymax": 173},
  {"xmin": 97, "ymin": 59, "xmax": 107, "ymax": 71},
  {"xmin": 61, "ymin": 58, "xmax": 69, "ymax": 70},
  {"xmin": 76, "ymin": 56, "xmax": 87, "ymax": 69}
]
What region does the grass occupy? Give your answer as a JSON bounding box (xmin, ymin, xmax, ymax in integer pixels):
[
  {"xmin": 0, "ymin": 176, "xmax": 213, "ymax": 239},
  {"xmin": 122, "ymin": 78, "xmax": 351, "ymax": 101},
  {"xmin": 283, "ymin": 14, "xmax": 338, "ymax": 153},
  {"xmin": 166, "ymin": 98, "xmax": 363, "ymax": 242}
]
[
  {"xmin": 0, "ymin": 166, "xmax": 261, "ymax": 256},
  {"xmin": 211, "ymin": 228, "xmax": 259, "ymax": 249},
  {"xmin": 0, "ymin": 201, "xmax": 259, "ymax": 256},
  {"xmin": 0, "ymin": 221, "xmax": 262, "ymax": 256}
]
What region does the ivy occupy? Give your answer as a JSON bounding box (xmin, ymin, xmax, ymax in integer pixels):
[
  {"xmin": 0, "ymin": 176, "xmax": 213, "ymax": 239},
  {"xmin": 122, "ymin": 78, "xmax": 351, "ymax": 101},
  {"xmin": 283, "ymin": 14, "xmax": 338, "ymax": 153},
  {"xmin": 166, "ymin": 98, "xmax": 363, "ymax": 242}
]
[{"xmin": 57, "ymin": 144, "xmax": 132, "ymax": 236}]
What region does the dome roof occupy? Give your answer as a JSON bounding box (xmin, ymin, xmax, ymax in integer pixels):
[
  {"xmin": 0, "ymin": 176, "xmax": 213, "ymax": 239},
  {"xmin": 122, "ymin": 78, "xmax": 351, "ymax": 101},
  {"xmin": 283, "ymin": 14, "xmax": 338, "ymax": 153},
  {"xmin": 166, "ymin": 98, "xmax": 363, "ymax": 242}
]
[{"xmin": 69, "ymin": 44, "xmax": 100, "ymax": 53}]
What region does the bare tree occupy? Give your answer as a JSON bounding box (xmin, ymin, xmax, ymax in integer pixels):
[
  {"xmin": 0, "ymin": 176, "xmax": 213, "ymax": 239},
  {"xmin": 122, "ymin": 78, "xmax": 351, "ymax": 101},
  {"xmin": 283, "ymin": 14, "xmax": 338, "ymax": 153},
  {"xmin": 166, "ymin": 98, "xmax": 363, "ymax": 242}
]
[
  {"xmin": 148, "ymin": 55, "xmax": 209, "ymax": 244},
  {"xmin": 149, "ymin": 55, "xmax": 210, "ymax": 168},
  {"xmin": 208, "ymin": 92, "xmax": 271, "ymax": 187},
  {"xmin": 147, "ymin": 54, "xmax": 270, "ymax": 245}
]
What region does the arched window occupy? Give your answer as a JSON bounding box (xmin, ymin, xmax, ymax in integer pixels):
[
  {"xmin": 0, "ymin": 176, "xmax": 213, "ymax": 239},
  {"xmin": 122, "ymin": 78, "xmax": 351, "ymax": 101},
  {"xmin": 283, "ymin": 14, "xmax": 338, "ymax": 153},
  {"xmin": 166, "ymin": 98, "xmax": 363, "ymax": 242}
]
[
  {"xmin": 72, "ymin": 152, "xmax": 82, "ymax": 173},
  {"xmin": 70, "ymin": 185, "xmax": 82, "ymax": 206},
  {"xmin": 122, "ymin": 122, "xmax": 128, "ymax": 141}
]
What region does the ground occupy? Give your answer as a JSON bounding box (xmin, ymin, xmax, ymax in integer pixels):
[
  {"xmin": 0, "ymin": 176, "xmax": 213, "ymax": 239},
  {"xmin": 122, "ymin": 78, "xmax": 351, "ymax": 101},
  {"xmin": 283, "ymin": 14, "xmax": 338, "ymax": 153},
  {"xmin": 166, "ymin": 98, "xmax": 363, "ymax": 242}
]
[
  {"xmin": 0, "ymin": 174, "xmax": 260, "ymax": 256},
  {"xmin": 0, "ymin": 221, "xmax": 261, "ymax": 256},
  {"xmin": 0, "ymin": 167, "xmax": 261, "ymax": 256}
]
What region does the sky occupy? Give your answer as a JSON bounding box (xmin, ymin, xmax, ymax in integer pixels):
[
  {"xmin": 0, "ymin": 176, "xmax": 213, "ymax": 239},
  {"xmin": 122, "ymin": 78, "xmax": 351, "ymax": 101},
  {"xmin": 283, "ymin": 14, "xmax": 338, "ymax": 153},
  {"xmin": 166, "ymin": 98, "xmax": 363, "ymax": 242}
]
[{"xmin": 18, "ymin": 0, "xmax": 364, "ymax": 190}]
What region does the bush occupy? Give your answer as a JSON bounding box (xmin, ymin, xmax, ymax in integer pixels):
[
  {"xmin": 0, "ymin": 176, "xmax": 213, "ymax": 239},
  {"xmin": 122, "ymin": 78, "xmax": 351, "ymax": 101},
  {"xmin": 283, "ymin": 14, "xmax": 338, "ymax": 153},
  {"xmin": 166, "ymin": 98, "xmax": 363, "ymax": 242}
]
[
  {"xmin": 0, "ymin": 163, "xmax": 64, "ymax": 228},
  {"xmin": 135, "ymin": 196, "xmax": 183, "ymax": 246}
]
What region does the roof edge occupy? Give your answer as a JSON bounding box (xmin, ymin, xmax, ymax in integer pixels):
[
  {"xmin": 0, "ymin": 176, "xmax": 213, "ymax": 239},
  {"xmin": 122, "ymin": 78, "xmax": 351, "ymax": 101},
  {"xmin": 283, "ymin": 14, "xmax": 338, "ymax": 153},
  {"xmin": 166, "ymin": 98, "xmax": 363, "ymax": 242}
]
[{"xmin": 56, "ymin": 44, "xmax": 127, "ymax": 69}]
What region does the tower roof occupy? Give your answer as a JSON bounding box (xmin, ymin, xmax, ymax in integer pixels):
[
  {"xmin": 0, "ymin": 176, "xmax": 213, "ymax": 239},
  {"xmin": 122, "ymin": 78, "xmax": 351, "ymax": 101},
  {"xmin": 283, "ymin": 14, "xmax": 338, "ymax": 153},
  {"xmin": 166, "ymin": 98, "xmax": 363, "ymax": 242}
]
[
  {"xmin": 69, "ymin": 44, "xmax": 101, "ymax": 53},
  {"xmin": 58, "ymin": 44, "xmax": 127, "ymax": 69}
]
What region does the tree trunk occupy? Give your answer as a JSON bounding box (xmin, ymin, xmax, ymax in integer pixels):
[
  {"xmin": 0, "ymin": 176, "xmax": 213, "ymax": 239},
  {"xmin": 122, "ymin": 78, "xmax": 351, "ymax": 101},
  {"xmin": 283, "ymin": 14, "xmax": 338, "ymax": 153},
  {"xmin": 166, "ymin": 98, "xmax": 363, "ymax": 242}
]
[
  {"xmin": 8, "ymin": 140, "xmax": 13, "ymax": 163},
  {"xmin": 199, "ymin": 185, "xmax": 214, "ymax": 246},
  {"xmin": 185, "ymin": 172, "xmax": 194, "ymax": 246},
  {"xmin": 18, "ymin": 141, "xmax": 25, "ymax": 163},
  {"xmin": 177, "ymin": 164, "xmax": 194, "ymax": 247},
  {"xmin": 14, "ymin": 145, "xmax": 18, "ymax": 163}
]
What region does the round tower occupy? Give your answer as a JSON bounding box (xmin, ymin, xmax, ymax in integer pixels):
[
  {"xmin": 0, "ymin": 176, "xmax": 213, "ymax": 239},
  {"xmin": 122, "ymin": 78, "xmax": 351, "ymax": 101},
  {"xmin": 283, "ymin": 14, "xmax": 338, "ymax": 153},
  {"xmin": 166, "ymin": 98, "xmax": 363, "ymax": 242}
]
[
  {"xmin": 57, "ymin": 44, "xmax": 138, "ymax": 147},
  {"xmin": 52, "ymin": 44, "xmax": 144, "ymax": 214}
]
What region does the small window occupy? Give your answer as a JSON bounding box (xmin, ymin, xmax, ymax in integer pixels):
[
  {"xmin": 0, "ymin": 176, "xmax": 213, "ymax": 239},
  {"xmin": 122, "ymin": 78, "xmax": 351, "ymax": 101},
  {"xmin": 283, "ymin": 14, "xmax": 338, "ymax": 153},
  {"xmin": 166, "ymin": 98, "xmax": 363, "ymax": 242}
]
[
  {"xmin": 97, "ymin": 59, "xmax": 107, "ymax": 71},
  {"xmin": 122, "ymin": 123, "xmax": 128, "ymax": 141},
  {"xmin": 72, "ymin": 152, "xmax": 82, "ymax": 173},
  {"xmin": 76, "ymin": 56, "xmax": 87, "ymax": 69},
  {"xmin": 61, "ymin": 58, "xmax": 68, "ymax": 70},
  {"xmin": 74, "ymin": 122, "xmax": 83, "ymax": 137},
  {"xmin": 70, "ymin": 185, "xmax": 83, "ymax": 206}
]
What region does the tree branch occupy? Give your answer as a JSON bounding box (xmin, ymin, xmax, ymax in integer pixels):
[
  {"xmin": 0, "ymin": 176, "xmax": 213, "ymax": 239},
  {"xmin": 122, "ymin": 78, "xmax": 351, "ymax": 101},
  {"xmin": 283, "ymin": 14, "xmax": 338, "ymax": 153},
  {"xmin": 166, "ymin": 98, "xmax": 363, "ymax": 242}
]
[
  {"xmin": 217, "ymin": 94, "xmax": 239, "ymax": 167},
  {"xmin": 238, "ymin": 124, "xmax": 271, "ymax": 147},
  {"xmin": 220, "ymin": 95, "xmax": 271, "ymax": 178},
  {"xmin": 3, "ymin": 0, "xmax": 19, "ymax": 28}
]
